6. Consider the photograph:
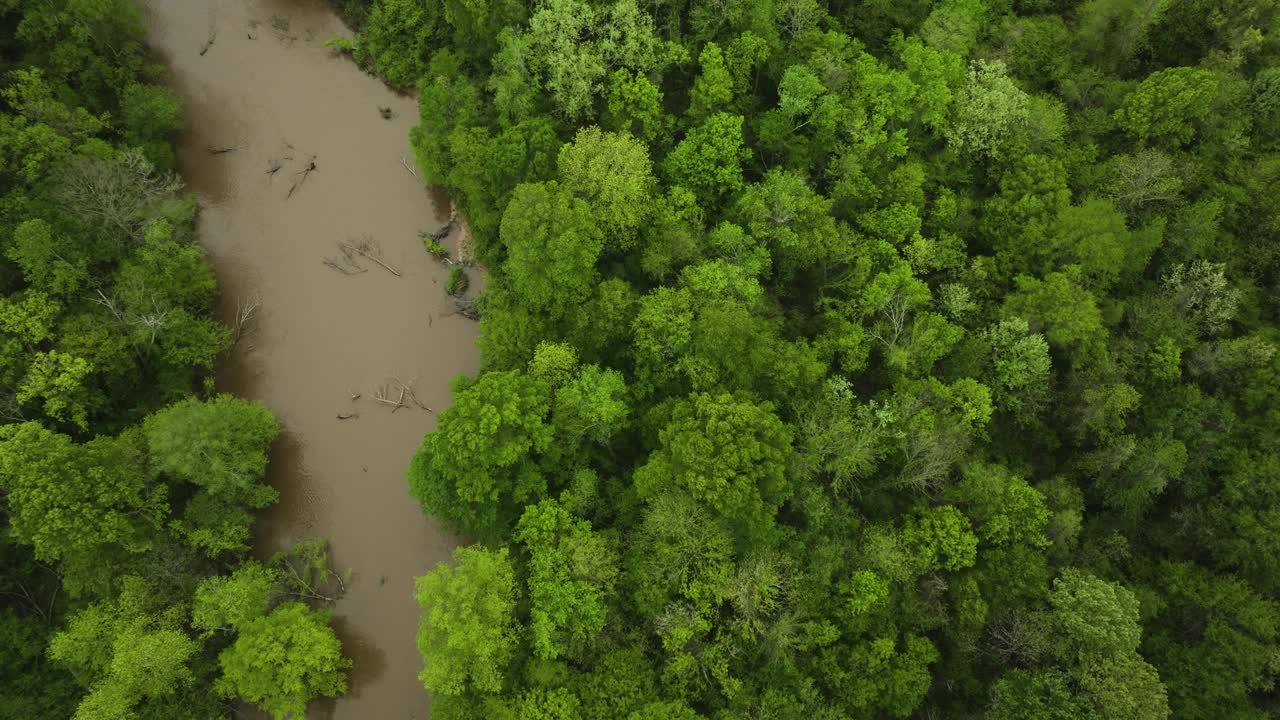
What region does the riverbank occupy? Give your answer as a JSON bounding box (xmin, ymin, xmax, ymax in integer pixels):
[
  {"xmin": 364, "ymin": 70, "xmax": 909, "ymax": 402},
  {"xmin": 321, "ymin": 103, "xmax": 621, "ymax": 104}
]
[{"xmin": 142, "ymin": 1, "xmax": 477, "ymax": 716}]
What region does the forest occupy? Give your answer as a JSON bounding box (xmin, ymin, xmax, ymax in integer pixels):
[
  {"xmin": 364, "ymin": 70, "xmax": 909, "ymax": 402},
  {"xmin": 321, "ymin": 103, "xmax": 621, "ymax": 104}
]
[
  {"xmin": 342, "ymin": 0, "xmax": 1280, "ymax": 718},
  {"xmin": 2, "ymin": 0, "xmax": 1280, "ymax": 719},
  {"xmin": 0, "ymin": 2, "xmax": 352, "ymax": 718}
]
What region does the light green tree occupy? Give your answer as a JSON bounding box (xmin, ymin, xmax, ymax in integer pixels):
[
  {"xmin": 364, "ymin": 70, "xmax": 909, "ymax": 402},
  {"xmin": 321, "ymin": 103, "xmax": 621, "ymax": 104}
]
[
  {"xmin": 214, "ymin": 601, "xmax": 349, "ymax": 719},
  {"xmin": 945, "ymin": 60, "xmax": 1031, "ymax": 160},
  {"xmin": 1116, "ymin": 67, "xmax": 1220, "ymax": 147},
  {"xmin": 557, "ymin": 127, "xmax": 655, "ymax": 250},
  {"xmin": 49, "ymin": 576, "xmax": 199, "ymax": 720},
  {"xmin": 515, "ymin": 500, "xmax": 618, "ymax": 659},
  {"xmin": 663, "ymin": 113, "xmax": 750, "ymax": 205},
  {"xmin": 415, "ymin": 546, "xmax": 519, "ymax": 695}
]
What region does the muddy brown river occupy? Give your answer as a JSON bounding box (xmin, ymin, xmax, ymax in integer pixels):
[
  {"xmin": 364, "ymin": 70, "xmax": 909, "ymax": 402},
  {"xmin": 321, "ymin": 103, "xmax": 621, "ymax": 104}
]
[{"xmin": 143, "ymin": 2, "xmax": 477, "ymax": 717}]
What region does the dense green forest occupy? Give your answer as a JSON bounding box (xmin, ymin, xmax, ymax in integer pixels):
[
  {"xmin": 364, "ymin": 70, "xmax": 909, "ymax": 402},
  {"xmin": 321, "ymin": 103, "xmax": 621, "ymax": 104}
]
[
  {"xmin": 340, "ymin": 0, "xmax": 1280, "ymax": 718},
  {"xmin": 0, "ymin": 2, "xmax": 350, "ymax": 718}
]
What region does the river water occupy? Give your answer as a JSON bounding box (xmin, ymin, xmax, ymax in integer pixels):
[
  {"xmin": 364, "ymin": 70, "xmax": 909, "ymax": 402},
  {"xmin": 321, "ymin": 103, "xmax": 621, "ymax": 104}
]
[{"xmin": 143, "ymin": 2, "xmax": 477, "ymax": 717}]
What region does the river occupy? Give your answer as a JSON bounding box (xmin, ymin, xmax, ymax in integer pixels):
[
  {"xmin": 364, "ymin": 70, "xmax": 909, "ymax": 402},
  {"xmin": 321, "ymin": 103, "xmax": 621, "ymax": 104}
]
[{"xmin": 142, "ymin": 2, "xmax": 478, "ymax": 717}]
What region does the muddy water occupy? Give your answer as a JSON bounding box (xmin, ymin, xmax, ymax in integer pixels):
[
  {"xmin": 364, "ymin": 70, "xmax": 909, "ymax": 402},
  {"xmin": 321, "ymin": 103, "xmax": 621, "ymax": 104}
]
[{"xmin": 143, "ymin": 2, "xmax": 476, "ymax": 717}]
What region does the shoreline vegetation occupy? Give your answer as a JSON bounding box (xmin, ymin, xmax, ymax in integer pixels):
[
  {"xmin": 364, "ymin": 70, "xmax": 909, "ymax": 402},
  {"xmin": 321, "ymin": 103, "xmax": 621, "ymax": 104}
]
[{"xmin": 340, "ymin": 0, "xmax": 1277, "ymax": 719}]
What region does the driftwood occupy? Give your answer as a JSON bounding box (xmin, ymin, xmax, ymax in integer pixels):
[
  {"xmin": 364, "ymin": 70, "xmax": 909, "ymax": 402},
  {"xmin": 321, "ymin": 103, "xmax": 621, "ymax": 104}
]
[
  {"xmin": 347, "ymin": 236, "xmax": 400, "ymax": 276},
  {"xmin": 271, "ymin": 538, "xmax": 348, "ymax": 606},
  {"xmin": 322, "ymin": 243, "xmax": 367, "ymax": 275},
  {"xmin": 266, "ymin": 142, "xmax": 294, "ymax": 177},
  {"xmin": 337, "ymin": 412, "xmax": 358, "ymax": 420},
  {"xmin": 400, "ymin": 155, "xmax": 417, "ymax": 177},
  {"xmin": 287, "ymin": 155, "xmax": 316, "ymax": 198},
  {"xmin": 380, "ymin": 106, "xmax": 395, "ymax": 120},
  {"xmin": 199, "ymin": 25, "xmax": 217, "ymax": 55},
  {"xmin": 324, "ymin": 237, "xmax": 399, "ymax": 277},
  {"xmin": 208, "ymin": 146, "xmax": 237, "ymax": 155},
  {"xmin": 373, "ymin": 377, "xmax": 434, "ymax": 414}
]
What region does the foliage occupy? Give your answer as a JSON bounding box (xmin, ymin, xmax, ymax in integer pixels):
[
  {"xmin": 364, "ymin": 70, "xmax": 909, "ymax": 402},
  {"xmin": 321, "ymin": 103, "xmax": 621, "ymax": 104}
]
[
  {"xmin": 214, "ymin": 602, "xmax": 350, "ymax": 719},
  {"xmin": 341, "ymin": 0, "xmax": 1280, "ymax": 716},
  {"xmin": 415, "ymin": 546, "xmax": 519, "ymax": 695},
  {"xmin": 408, "ymin": 370, "xmax": 553, "ymax": 540}
]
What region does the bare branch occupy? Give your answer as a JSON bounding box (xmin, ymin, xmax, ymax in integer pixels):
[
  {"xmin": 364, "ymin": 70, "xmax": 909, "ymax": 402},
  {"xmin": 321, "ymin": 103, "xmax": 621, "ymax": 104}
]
[
  {"xmin": 323, "ymin": 241, "xmax": 367, "ymax": 276},
  {"xmin": 340, "ymin": 235, "xmax": 400, "ymax": 277},
  {"xmin": 232, "ymin": 293, "xmax": 261, "ymax": 345}
]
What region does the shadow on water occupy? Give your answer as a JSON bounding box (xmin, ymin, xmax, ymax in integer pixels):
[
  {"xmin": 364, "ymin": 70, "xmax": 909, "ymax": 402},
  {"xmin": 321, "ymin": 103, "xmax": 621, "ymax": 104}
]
[
  {"xmin": 254, "ymin": 431, "xmax": 330, "ymax": 549},
  {"xmin": 331, "ymin": 613, "xmax": 389, "ymax": 696}
]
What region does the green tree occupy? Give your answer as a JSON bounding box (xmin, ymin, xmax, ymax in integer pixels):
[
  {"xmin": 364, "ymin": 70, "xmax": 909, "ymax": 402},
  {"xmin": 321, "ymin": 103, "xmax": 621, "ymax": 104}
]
[
  {"xmin": 663, "ymin": 113, "xmax": 750, "ymax": 206},
  {"xmin": 143, "ymin": 395, "xmax": 278, "ymax": 556},
  {"xmin": 118, "ymin": 83, "xmax": 181, "ymax": 167},
  {"xmin": 627, "ymin": 700, "xmax": 704, "ymax": 719},
  {"xmin": 631, "ymin": 260, "xmax": 823, "ymax": 400},
  {"xmin": 919, "ymin": 0, "xmax": 986, "ymax": 56},
  {"xmin": 7, "ymin": 219, "xmax": 89, "ymax": 297},
  {"xmin": 1002, "ymin": 271, "xmax": 1107, "ymax": 365},
  {"xmin": 1116, "ymin": 68, "xmax": 1220, "ymax": 147},
  {"xmin": 525, "ymin": 0, "xmax": 612, "ymax": 121},
  {"xmin": 415, "ymin": 546, "xmax": 519, "ymax": 695},
  {"xmin": 902, "ymin": 504, "xmax": 979, "ymax": 573},
  {"xmin": 214, "ymin": 602, "xmax": 349, "ymax": 719},
  {"xmin": 192, "ymin": 561, "xmax": 280, "ymax": 633},
  {"xmin": 688, "ymin": 42, "xmax": 734, "ymax": 123},
  {"xmin": 1142, "ymin": 562, "xmax": 1280, "ymax": 720},
  {"xmin": 822, "ymin": 632, "xmax": 940, "ymax": 718},
  {"xmin": 49, "ymin": 576, "xmax": 200, "ymax": 720},
  {"xmin": 634, "ymin": 392, "xmax": 792, "ymax": 543},
  {"xmin": 0, "ymin": 423, "xmax": 162, "ymax": 594},
  {"xmin": 1078, "ymin": 653, "xmax": 1170, "ymax": 720},
  {"xmin": 551, "ymin": 363, "xmax": 629, "ymax": 451},
  {"xmin": 515, "ymin": 500, "xmax": 618, "ymax": 659},
  {"xmin": 17, "ymin": 350, "xmax": 95, "ymax": 429},
  {"xmin": 1045, "ymin": 569, "xmax": 1142, "ymax": 663},
  {"xmin": 733, "ymin": 169, "xmax": 842, "ymax": 280},
  {"xmin": 143, "ymin": 395, "xmax": 278, "ymax": 506},
  {"xmin": 947, "ymin": 463, "xmax": 1051, "ymax": 548},
  {"xmin": 353, "ymin": 0, "xmax": 443, "ymax": 86},
  {"xmin": 985, "ymin": 318, "xmax": 1051, "ymax": 420},
  {"xmin": 557, "ymin": 127, "xmax": 655, "ymax": 250},
  {"xmin": 499, "ymin": 182, "xmax": 604, "ymax": 319},
  {"xmin": 627, "ymin": 492, "xmax": 735, "ymax": 616},
  {"xmin": 986, "ymin": 669, "xmax": 1092, "ymax": 720},
  {"xmin": 602, "ymin": 68, "xmax": 670, "ymax": 144},
  {"xmin": 945, "ymin": 60, "xmax": 1032, "ymax": 160},
  {"xmin": 408, "ymin": 370, "xmax": 554, "ymax": 540}
]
